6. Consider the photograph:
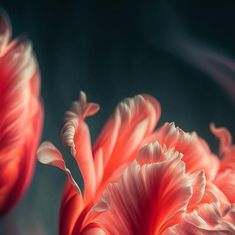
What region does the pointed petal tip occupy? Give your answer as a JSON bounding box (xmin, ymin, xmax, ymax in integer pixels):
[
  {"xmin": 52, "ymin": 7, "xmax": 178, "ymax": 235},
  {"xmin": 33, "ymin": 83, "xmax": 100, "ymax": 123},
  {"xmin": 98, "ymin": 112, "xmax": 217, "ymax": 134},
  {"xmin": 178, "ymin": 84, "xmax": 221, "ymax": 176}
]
[{"xmin": 79, "ymin": 90, "xmax": 87, "ymax": 103}]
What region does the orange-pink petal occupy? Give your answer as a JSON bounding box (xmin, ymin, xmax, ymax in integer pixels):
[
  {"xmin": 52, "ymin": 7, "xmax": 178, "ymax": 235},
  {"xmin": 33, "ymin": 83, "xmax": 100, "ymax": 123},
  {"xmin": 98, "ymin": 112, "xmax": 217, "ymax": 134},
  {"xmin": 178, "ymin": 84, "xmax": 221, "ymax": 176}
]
[
  {"xmin": 155, "ymin": 122, "xmax": 219, "ymax": 180},
  {"xmin": 37, "ymin": 142, "xmax": 80, "ymax": 193},
  {"xmin": 166, "ymin": 203, "xmax": 235, "ymax": 234},
  {"xmin": 61, "ymin": 91, "xmax": 99, "ymax": 199},
  {"xmin": 95, "ymin": 143, "xmax": 193, "ymax": 235},
  {"xmin": 93, "ymin": 95, "xmax": 161, "ymax": 188}
]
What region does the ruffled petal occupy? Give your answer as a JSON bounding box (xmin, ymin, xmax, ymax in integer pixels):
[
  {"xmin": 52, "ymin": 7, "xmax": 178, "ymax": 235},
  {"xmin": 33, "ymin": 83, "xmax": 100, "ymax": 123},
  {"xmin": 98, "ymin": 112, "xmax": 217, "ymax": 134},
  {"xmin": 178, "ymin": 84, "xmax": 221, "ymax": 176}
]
[
  {"xmin": 95, "ymin": 143, "xmax": 193, "ymax": 235},
  {"xmin": 155, "ymin": 122, "xmax": 219, "ymax": 180},
  {"xmin": 166, "ymin": 203, "xmax": 235, "ymax": 235}
]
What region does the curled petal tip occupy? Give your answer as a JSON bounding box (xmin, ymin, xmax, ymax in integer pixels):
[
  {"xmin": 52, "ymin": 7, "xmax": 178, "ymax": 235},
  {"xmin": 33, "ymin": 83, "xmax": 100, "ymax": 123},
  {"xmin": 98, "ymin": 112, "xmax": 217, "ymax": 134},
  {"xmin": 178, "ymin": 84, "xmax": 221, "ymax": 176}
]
[
  {"xmin": 37, "ymin": 142, "xmax": 81, "ymax": 193},
  {"xmin": 37, "ymin": 141, "xmax": 63, "ymax": 164},
  {"xmin": 61, "ymin": 93, "xmax": 99, "ymax": 151},
  {"xmin": 210, "ymin": 123, "xmax": 232, "ymax": 155}
]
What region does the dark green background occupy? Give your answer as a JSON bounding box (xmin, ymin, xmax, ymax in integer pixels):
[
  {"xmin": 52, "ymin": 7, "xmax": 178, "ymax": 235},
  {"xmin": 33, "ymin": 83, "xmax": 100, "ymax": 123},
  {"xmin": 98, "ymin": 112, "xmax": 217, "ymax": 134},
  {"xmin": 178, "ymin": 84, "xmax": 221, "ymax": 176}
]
[{"xmin": 0, "ymin": 1, "xmax": 235, "ymax": 234}]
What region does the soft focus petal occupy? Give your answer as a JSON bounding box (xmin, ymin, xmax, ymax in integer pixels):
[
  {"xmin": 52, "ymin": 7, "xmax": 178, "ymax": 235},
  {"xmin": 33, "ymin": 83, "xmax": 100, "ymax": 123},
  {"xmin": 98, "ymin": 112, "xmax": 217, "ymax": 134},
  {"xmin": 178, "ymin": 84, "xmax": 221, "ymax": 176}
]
[
  {"xmin": 0, "ymin": 12, "xmax": 43, "ymax": 215},
  {"xmin": 0, "ymin": 10, "xmax": 11, "ymax": 53},
  {"xmin": 80, "ymin": 225, "xmax": 106, "ymax": 235}
]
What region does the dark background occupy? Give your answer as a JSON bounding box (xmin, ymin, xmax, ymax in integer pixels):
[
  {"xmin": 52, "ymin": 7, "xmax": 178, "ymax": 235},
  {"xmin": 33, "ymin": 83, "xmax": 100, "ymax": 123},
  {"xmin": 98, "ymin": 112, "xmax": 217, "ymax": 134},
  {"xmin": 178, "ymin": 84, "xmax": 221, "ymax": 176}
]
[{"xmin": 0, "ymin": 1, "xmax": 235, "ymax": 234}]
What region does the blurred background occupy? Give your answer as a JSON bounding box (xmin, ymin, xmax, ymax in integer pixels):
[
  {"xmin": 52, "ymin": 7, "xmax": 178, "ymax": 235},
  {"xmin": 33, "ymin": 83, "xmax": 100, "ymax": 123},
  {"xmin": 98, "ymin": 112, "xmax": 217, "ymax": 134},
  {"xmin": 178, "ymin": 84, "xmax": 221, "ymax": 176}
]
[{"xmin": 0, "ymin": 0, "xmax": 235, "ymax": 234}]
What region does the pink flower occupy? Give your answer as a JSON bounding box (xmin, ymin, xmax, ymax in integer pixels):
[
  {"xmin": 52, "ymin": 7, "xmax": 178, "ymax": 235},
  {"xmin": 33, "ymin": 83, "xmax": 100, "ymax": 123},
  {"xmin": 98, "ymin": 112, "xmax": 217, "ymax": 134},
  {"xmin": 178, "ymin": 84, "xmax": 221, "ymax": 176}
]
[
  {"xmin": 0, "ymin": 12, "xmax": 43, "ymax": 216},
  {"xmin": 38, "ymin": 92, "xmax": 235, "ymax": 234}
]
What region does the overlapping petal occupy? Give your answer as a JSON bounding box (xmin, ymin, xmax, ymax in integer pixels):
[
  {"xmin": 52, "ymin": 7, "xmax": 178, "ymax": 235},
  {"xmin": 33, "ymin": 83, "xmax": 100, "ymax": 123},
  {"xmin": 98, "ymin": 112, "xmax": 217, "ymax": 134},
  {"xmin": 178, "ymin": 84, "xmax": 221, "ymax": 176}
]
[
  {"xmin": 166, "ymin": 203, "xmax": 235, "ymax": 235},
  {"xmin": 93, "ymin": 94, "xmax": 161, "ymax": 188},
  {"xmin": 37, "ymin": 93, "xmax": 161, "ymax": 235},
  {"xmin": 155, "ymin": 122, "xmax": 219, "ymax": 180},
  {"xmin": 94, "ymin": 143, "xmax": 194, "ymax": 235},
  {"xmin": 38, "ymin": 89, "xmax": 235, "ymax": 235}
]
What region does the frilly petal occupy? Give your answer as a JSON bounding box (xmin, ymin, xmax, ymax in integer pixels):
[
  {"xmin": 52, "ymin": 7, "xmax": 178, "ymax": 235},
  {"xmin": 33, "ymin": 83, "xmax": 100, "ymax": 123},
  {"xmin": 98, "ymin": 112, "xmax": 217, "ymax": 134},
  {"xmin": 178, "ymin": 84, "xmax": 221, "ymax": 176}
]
[
  {"xmin": 166, "ymin": 203, "xmax": 235, "ymax": 235},
  {"xmin": 155, "ymin": 122, "xmax": 219, "ymax": 180},
  {"xmin": 94, "ymin": 143, "xmax": 193, "ymax": 235}
]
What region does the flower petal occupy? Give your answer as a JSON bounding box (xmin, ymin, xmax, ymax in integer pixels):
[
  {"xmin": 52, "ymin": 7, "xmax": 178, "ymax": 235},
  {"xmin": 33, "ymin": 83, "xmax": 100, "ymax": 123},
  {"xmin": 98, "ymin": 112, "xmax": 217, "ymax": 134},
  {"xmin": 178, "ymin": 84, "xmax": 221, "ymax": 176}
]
[
  {"xmin": 166, "ymin": 203, "xmax": 235, "ymax": 235},
  {"xmin": 59, "ymin": 182, "xmax": 84, "ymax": 235},
  {"xmin": 0, "ymin": 11, "xmax": 11, "ymax": 53},
  {"xmin": 210, "ymin": 124, "xmax": 235, "ymax": 174},
  {"xmin": 38, "ymin": 142, "xmax": 85, "ymax": 235},
  {"xmin": 188, "ymin": 171, "xmax": 206, "ymax": 208},
  {"xmin": 0, "ymin": 15, "xmax": 43, "ymax": 215},
  {"xmin": 1, "ymin": 101, "xmax": 43, "ymax": 215},
  {"xmin": 210, "ymin": 123, "xmax": 232, "ymax": 156},
  {"xmin": 155, "ymin": 122, "xmax": 219, "ymax": 180},
  {"xmin": 93, "ymin": 95, "xmax": 161, "ymax": 188},
  {"xmin": 37, "ymin": 142, "xmax": 80, "ymax": 193},
  {"xmin": 95, "ymin": 144, "xmax": 193, "ymax": 235},
  {"xmin": 214, "ymin": 170, "xmax": 235, "ymax": 203},
  {"xmin": 60, "ymin": 91, "xmax": 99, "ymax": 199}
]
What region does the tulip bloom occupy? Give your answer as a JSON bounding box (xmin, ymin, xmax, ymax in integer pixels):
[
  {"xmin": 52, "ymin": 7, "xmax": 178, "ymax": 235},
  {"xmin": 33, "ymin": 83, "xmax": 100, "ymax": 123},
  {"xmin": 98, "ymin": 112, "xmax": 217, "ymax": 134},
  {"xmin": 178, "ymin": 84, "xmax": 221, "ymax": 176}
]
[
  {"xmin": 0, "ymin": 12, "xmax": 43, "ymax": 215},
  {"xmin": 38, "ymin": 92, "xmax": 235, "ymax": 234}
]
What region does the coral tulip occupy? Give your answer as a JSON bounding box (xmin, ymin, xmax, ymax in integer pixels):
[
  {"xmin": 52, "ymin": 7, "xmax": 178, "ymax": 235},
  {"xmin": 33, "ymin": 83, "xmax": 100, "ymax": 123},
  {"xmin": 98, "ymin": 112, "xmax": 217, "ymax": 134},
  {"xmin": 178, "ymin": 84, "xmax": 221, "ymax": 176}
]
[
  {"xmin": 38, "ymin": 92, "xmax": 235, "ymax": 234},
  {"xmin": 0, "ymin": 11, "xmax": 43, "ymax": 215}
]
